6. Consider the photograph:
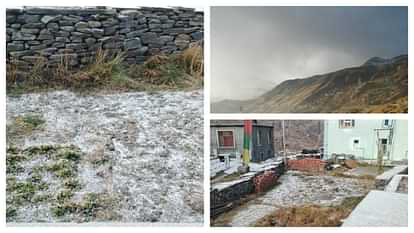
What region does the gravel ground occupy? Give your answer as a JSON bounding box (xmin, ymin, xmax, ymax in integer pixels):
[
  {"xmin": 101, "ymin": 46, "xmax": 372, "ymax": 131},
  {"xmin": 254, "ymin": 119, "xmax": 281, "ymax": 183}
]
[
  {"xmin": 6, "ymin": 90, "xmax": 203, "ymax": 224},
  {"xmin": 223, "ymin": 170, "xmax": 373, "ymax": 227}
]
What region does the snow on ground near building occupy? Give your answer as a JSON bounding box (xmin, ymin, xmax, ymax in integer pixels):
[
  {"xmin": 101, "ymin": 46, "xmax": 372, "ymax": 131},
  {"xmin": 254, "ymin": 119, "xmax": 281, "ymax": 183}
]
[
  {"xmin": 223, "ymin": 170, "xmax": 373, "ymax": 227},
  {"xmin": 6, "ymin": 90, "xmax": 203, "ymax": 224}
]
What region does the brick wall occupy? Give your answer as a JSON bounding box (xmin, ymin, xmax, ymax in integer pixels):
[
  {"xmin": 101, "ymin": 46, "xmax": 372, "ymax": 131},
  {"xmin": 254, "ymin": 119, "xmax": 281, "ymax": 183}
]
[{"xmin": 287, "ymin": 158, "xmax": 326, "ymax": 173}]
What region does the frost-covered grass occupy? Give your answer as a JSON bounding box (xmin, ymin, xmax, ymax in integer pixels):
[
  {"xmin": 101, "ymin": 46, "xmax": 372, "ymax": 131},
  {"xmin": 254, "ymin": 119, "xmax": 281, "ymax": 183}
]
[
  {"xmin": 6, "ymin": 90, "xmax": 203, "ymax": 224},
  {"xmin": 6, "ymin": 145, "xmax": 119, "ymax": 223}
]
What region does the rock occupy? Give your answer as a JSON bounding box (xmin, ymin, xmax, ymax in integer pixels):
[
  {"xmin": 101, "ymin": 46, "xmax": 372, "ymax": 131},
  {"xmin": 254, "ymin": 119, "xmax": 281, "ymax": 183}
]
[
  {"xmin": 49, "ymin": 53, "xmax": 78, "ymax": 65},
  {"xmin": 85, "ymin": 37, "xmax": 97, "ymax": 46},
  {"xmin": 90, "ymin": 28, "xmax": 105, "ymax": 38},
  {"xmin": 20, "ymin": 28, "xmax": 40, "ymax": 34},
  {"xmin": 161, "ymin": 23, "xmax": 174, "ymax": 29},
  {"xmin": 21, "ymin": 55, "xmax": 45, "ymax": 63},
  {"xmin": 40, "ymin": 15, "xmax": 61, "ymax": 24},
  {"xmin": 30, "ymin": 44, "xmax": 48, "ymax": 50},
  {"xmin": 75, "ymin": 21, "xmax": 89, "ymax": 29},
  {"xmin": 9, "ymin": 50, "xmax": 34, "ymax": 58},
  {"xmin": 119, "ymin": 10, "xmax": 141, "ymax": 17},
  {"xmin": 7, "ymin": 43, "xmax": 25, "ymax": 52},
  {"xmin": 18, "ymin": 14, "xmax": 41, "ymax": 23},
  {"xmin": 38, "ymin": 29, "xmax": 54, "ymax": 40},
  {"xmin": 65, "ymin": 43, "xmax": 85, "ymax": 50},
  {"xmin": 12, "ymin": 32, "xmax": 36, "ymax": 41},
  {"xmin": 88, "ymin": 21, "xmax": 102, "ymax": 28},
  {"xmin": 141, "ymin": 32, "xmax": 157, "ymax": 44},
  {"xmin": 104, "ymin": 26, "xmax": 119, "ymax": 36},
  {"xmin": 126, "ymin": 30, "xmax": 145, "ymax": 39},
  {"xmin": 6, "ymin": 15, "xmax": 17, "ymax": 24},
  {"xmin": 11, "ymin": 24, "xmax": 21, "ymax": 29},
  {"xmin": 159, "ymin": 35, "xmax": 174, "ymax": 43},
  {"xmin": 61, "ymin": 26, "xmax": 75, "ymax": 32},
  {"xmin": 21, "ymin": 22, "xmax": 44, "ymax": 29},
  {"xmin": 149, "ymin": 24, "xmax": 161, "ymax": 29},
  {"xmin": 125, "ymin": 46, "xmax": 148, "ymax": 57},
  {"xmin": 124, "ymin": 38, "xmax": 142, "ymax": 50},
  {"xmin": 102, "ymin": 18, "xmax": 118, "ymax": 27},
  {"xmin": 191, "ymin": 31, "xmax": 203, "ymax": 40},
  {"xmin": 46, "ymin": 22, "xmax": 59, "ymax": 31}
]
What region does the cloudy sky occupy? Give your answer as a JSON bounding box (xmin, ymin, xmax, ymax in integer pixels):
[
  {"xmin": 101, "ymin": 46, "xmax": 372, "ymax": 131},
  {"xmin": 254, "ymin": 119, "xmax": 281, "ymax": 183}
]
[{"xmin": 211, "ymin": 6, "xmax": 408, "ymax": 102}]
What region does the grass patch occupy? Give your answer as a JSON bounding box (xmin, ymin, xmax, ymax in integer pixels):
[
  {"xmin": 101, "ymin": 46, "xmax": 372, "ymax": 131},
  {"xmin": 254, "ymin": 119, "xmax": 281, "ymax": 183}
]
[
  {"xmin": 7, "ymin": 45, "xmax": 204, "ymax": 95},
  {"xmin": 51, "ymin": 192, "xmax": 119, "ymax": 221},
  {"xmin": 6, "ymin": 143, "xmax": 120, "ymax": 222},
  {"xmin": 254, "ymin": 196, "xmax": 365, "ymax": 227},
  {"xmin": 46, "ymin": 159, "xmax": 77, "ymax": 178},
  {"xmin": 7, "ymin": 114, "xmax": 45, "ymax": 138},
  {"xmin": 328, "ymin": 171, "xmax": 375, "ymax": 180}
]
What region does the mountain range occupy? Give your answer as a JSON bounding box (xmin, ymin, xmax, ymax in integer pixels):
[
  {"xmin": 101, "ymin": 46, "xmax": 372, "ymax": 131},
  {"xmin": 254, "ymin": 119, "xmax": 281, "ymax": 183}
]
[{"xmin": 211, "ymin": 55, "xmax": 408, "ymax": 113}]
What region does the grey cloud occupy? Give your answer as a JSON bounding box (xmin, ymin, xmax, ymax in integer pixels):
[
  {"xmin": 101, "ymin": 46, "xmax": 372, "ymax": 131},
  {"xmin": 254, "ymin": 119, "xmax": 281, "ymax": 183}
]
[{"xmin": 211, "ymin": 6, "xmax": 408, "ymax": 101}]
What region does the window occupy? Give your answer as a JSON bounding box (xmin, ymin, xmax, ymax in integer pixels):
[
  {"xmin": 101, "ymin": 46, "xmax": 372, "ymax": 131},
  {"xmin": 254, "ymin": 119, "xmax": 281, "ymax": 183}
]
[
  {"xmin": 218, "ymin": 130, "xmax": 234, "ymax": 148},
  {"xmin": 381, "ymin": 139, "xmax": 388, "ymax": 145},
  {"xmin": 257, "ymin": 130, "xmax": 261, "ymax": 145},
  {"xmin": 383, "ymin": 120, "xmax": 392, "ymax": 127},
  {"xmin": 339, "ymin": 120, "xmax": 355, "ymax": 128}
]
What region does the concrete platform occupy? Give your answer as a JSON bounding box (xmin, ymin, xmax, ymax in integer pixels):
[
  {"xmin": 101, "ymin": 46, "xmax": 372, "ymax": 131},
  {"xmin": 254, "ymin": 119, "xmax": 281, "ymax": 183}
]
[{"xmin": 342, "ymin": 190, "xmax": 407, "ymax": 227}]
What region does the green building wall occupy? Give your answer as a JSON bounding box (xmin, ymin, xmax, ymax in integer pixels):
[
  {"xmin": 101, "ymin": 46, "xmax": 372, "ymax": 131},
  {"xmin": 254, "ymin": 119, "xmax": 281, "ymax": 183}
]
[{"xmin": 324, "ymin": 120, "xmax": 407, "ymax": 161}]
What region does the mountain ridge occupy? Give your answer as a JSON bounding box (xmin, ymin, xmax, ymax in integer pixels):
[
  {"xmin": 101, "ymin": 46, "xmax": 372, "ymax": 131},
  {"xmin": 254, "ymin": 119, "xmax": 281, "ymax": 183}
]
[{"xmin": 211, "ymin": 55, "xmax": 408, "ymax": 113}]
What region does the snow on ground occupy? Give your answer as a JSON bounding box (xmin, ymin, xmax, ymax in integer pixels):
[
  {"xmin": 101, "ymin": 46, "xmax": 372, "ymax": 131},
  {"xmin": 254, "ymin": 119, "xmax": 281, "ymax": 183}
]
[
  {"xmin": 225, "ymin": 170, "xmax": 373, "ymax": 227},
  {"xmin": 6, "ymin": 90, "xmax": 203, "ymax": 224}
]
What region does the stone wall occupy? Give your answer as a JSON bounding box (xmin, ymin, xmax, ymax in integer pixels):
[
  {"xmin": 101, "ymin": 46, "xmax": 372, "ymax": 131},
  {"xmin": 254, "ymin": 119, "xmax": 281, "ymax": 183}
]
[{"xmin": 6, "ymin": 7, "xmax": 203, "ymax": 70}]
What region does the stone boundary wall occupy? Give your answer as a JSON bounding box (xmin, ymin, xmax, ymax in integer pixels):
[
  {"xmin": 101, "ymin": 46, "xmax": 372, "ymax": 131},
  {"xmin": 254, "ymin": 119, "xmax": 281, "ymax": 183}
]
[{"xmin": 6, "ymin": 6, "xmax": 203, "ymax": 70}]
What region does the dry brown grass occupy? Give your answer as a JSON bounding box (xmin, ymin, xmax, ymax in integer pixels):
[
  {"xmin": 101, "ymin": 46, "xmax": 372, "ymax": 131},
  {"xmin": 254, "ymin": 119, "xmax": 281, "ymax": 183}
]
[
  {"xmin": 7, "ymin": 47, "xmax": 203, "ymax": 95},
  {"xmin": 254, "ymin": 196, "xmax": 365, "ymax": 227},
  {"xmin": 179, "ymin": 43, "xmax": 203, "ymax": 78},
  {"xmin": 70, "ymin": 50, "xmax": 124, "ymax": 88}
]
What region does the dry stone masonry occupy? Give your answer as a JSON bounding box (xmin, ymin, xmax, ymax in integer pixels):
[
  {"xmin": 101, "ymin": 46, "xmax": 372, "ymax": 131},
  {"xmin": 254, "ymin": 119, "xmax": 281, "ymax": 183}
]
[{"xmin": 6, "ymin": 6, "xmax": 203, "ymax": 69}]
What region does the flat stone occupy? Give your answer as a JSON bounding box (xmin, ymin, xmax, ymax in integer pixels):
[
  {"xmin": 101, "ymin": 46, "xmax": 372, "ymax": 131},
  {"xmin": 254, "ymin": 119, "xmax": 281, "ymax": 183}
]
[
  {"xmin": 88, "ymin": 21, "xmax": 102, "ymax": 28},
  {"xmin": 124, "ymin": 38, "xmax": 142, "ymax": 50},
  {"xmin": 21, "ymin": 23, "xmax": 44, "ymax": 29},
  {"xmin": 141, "ymin": 32, "xmax": 157, "ymax": 44},
  {"xmin": 46, "ymin": 22, "xmax": 59, "ymax": 30},
  {"xmin": 41, "ymin": 15, "xmax": 62, "ymax": 24},
  {"xmin": 20, "ymin": 28, "xmax": 40, "ymax": 34},
  {"xmin": 61, "ymin": 26, "xmax": 75, "ymax": 32},
  {"xmin": 18, "ymin": 14, "xmax": 41, "ymax": 23},
  {"xmin": 9, "ymin": 50, "xmax": 34, "ymax": 58},
  {"xmin": 342, "ymin": 190, "xmax": 407, "ymax": 227},
  {"xmin": 75, "ymin": 21, "xmax": 89, "ymax": 29},
  {"xmin": 21, "ymin": 55, "xmax": 46, "ymax": 63},
  {"xmin": 85, "ymin": 37, "xmax": 97, "ymax": 45},
  {"xmin": 191, "ymin": 31, "xmax": 203, "ymax": 40},
  {"xmin": 11, "ymin": 24, "xmax": 21, "ymax": 29},
  {"xmin": 90, "ymin": 28, "xmax": 105, "ymax": 38},
  {"xmin": 7, "ymin": 43, "xmax": 25, "ymax": 52},
  {"xmin": 12, "ymin": 32, "xmax": 36, "ymax": 41},
  {"xmin": 102, "ymin": 18, "xmax": 118, "ymax": 27}
]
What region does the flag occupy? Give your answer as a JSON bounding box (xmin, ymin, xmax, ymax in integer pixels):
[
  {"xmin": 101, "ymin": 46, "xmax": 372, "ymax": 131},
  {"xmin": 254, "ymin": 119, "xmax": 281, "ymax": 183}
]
[{"xmin": 243, "ymin": 120, "xmax": 252, "ymax": 165}]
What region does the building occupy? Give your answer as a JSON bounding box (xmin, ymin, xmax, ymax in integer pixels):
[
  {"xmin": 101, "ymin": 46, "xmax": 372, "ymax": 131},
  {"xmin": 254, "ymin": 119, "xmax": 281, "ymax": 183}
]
[
  {"xmin": 324, "ymin": 120, "xmax": 408, "ymax": 162},
  {"xmin": 210, "ymin": 120, "xmax": 275, "ymax": 162}
]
